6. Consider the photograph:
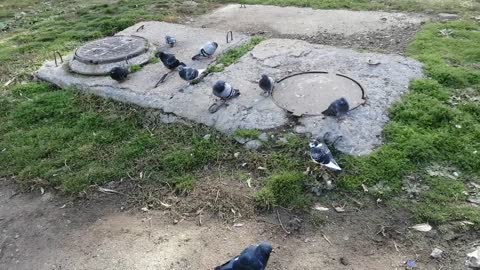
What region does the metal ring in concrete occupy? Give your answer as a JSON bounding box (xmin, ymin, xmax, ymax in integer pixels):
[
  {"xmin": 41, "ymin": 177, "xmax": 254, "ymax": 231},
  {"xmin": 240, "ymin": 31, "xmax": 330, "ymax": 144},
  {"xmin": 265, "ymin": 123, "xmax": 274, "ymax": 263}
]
[
  {"xmin": 69, "ymin": 35, "xmax": 155, "ymax": 76},
  {"xmin": 73, "ymin": 35, "xmax": 149, "ymax": 65},
  {"xmin": 272, "ymin": 71, "xmax": 366, "ymax": 116}
]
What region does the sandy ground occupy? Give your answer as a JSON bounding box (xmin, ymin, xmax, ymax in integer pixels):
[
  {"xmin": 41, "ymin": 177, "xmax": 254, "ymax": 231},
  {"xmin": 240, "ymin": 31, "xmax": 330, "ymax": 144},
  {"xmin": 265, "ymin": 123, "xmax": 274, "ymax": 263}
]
[{"xmin": 2, "ymin": 178, "xmax": 476, "ymax": 270}]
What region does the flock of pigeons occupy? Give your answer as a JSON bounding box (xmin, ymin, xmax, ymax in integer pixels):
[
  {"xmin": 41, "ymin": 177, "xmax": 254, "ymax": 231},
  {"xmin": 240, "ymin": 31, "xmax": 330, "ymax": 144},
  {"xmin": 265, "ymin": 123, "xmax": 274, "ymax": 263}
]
[{"xmin": 110, "ymin": 35, "xmax": 347, "ymax": 175}]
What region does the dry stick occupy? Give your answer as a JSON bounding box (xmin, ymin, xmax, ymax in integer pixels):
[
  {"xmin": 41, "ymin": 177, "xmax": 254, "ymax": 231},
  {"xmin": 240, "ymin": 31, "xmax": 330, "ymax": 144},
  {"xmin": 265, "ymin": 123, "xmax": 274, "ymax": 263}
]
[
  {"xmin": 322, "ymin": 234, "xmax": 333, "ymax": 246},
  {"xmin": 393, "ymin": 241, "xmax": 400, "ymax": 252},
  {"xmin": 276, "ymin": 209, "xmax": 291, "ymax": 235}
]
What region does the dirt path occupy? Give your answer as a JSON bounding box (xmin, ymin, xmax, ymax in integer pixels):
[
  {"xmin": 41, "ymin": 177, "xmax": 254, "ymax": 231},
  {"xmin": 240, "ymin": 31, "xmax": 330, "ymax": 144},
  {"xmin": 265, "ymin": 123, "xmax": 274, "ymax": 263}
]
[{"xmin": 2, "ymin": 178, "xmax": 472, "ymax": 270}]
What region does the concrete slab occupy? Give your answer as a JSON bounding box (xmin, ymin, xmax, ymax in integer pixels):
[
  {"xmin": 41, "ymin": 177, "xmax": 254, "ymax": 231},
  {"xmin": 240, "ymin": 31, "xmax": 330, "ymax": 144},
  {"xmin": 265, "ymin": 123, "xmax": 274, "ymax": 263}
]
[
  {"xmin": 37, "ymin": 29, "xmax": 423, "ymax": 155},
  {"xmin": 193, "ymin": 5, "xmax": 430, "ymax": 54}
]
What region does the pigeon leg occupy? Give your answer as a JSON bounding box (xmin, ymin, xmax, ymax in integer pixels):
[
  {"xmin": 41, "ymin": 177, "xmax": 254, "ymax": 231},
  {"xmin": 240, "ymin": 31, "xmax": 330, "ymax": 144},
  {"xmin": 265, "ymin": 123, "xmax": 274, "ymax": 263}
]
[
  {"xmin": 332, "ymin": 135, "xmax": 344, "ymax": 148},
  {"xmin": 322, "ymin": 132, "xmax": 332, "ymax": 143}
]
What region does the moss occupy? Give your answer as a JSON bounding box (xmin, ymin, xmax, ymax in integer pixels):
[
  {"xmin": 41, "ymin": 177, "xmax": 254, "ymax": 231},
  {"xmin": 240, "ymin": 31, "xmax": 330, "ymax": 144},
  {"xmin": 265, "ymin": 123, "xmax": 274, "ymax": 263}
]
[{"xmin": 256, "ymin": 172, "xmax": 311, "ymax": 209}]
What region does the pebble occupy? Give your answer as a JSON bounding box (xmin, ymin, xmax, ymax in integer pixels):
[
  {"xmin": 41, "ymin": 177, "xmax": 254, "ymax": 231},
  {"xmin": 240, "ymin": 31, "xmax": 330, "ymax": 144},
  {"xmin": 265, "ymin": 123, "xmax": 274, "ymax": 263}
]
[
  {"xmin": 244, "ymin": 140, "xmax": 262, "ymax": 150},
  {"xmin": 258, "ymin": 133, "xmax": 269, "ymax": 142},
  {"xmin": 430, "ymin": 248, "xmax": 443, "ymax": 259},
  {"xmin": 340, "ymin": 257, "xmax": 350, "ymax": 266},
  {"xmin": 467, "ymin": 247, "xmax": 480, "ymax": 268},
  {"xmin": 438, "ymin": 13, "xmax": 459, "ymax": 21}
]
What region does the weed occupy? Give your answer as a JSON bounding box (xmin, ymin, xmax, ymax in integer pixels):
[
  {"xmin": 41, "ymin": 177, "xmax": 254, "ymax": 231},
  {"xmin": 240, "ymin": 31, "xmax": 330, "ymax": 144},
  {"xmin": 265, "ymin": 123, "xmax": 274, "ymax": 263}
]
[
  {"xmin": 233, "ymin": 129, "xmax": 261, "ymax": 140},
  {"xmin": 256, "ymin": 172, "xmax": 311, "ymax": 209}
]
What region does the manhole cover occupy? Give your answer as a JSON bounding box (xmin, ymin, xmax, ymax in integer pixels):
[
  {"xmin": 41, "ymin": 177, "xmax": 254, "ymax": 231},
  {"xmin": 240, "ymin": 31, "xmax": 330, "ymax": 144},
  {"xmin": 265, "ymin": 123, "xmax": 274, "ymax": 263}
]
[
  {"xmin": 272, "ymin": 71, "xmax": 366, "ymax": 116},
  {"xmin": 69, "ymin": 35, "xmax": 154, "ymax": 75}
]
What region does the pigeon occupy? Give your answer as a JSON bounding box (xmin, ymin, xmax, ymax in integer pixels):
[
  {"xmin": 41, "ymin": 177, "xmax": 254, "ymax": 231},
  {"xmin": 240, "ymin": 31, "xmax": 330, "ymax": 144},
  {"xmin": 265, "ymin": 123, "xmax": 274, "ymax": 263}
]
[
  {"xmin": 156, "ymin": 52, "xmax": 185, "ymax": 70},
  {"xmin": 212, "ymin": 80, "xmax": 240, "ymax": 100},
  {"xmin": 215, "ymin": 242, "xmax": 273, "ymax": 270},
  {"xmin": 165, "ymin": 35, "xmax": 176, "ymax": 47},
  {"xmin": 192, "ymin": 41, "xmax": 218, "ymax": 60},
  {"xmin": 309, "ymin": 139, "xmax": 341, "ymax": 171},
  {"xmin": 109, "ymin": 66, "xmax": 129, "ymax": 82},
  {"xmin": 259, "ymin": 74, "xmax": 275, "ymax": 96},
  {"xmin": 322, "ymin": 97, "xmax": 349, "ymax": 117},
  {"xmin": 178, "ymin": 66, "xmax": 204, "ymax": 82}
]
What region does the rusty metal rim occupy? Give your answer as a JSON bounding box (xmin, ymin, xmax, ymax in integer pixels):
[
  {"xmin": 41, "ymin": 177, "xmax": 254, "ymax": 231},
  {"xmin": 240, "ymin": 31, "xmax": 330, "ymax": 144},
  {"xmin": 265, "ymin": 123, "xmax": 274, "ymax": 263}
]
[
  {"xmin": 273, "ymin": 71, "xmax": 367, "ymax": 116},
  {"xmin": 73, "ymin": 35, "xmax": 150, "ymax": 65}
]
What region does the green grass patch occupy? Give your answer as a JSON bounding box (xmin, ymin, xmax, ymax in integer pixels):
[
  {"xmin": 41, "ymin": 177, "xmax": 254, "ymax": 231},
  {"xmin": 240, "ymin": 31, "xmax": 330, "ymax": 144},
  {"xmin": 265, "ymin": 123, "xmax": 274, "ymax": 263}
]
[
  {"xmin": 338, "ymin": 20, "xmax": 480, "ymax": 226},
  {"xmin": 208, "ymin": 37, "xmax": 265, "ymax": 73},
  {"xmin": 255, "ymin": 172, "xmax": 311, "ymax": 209},
  {"xmin": 233, "ymin": 129, "xmax": 261, "ymax": 140},
  {"xmin": 0, "ymin": 83, "xmax": 235, "ymax": 193}
]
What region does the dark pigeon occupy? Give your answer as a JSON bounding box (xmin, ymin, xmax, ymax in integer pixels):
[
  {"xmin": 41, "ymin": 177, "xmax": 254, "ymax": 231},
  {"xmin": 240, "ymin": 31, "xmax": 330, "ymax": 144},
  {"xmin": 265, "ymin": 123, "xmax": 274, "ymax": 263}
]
[
  {"xmin": 259, "ymin": 74, "xmax": 275, "ymax": 96},
  {"xmin": 213, "ymin": 80, "xmax": 240, "ymax": 100},
  {"xmin": 192, "ymin": 41, "xmax": 218, "ymax": 60},
  {"xmin": 179, "ymin": 66, "xmax": 204, "ymax": 82},
  {"xmin": 165, "ymin": 35, "xmax": 176, "ymax": 47},
  {"xmin": 156, "ymin": 52, "xmax": 185, "ymax": 70},
  {"xmin": 215, "ymin": 242, "xmax": 273, "ymax": 270},
  {"xmin": 109, "ymin": 66, "xmax": 129, "ymax": 82},
  {"xmin": 309, "ymin": 139, "xmax": 341, "ymax": 171},
  {"xmin": 322, "ymin": 97, "xmax": 349, "ymax": 117}
]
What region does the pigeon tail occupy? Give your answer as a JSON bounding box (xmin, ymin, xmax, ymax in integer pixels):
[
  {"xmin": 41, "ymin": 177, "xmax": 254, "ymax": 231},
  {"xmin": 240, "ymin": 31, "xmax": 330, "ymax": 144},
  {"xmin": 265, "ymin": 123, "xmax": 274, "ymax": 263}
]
[
  {"xmin": 192, "ymin": 54, "xmax": 202, "ymax": 61},
  {"xmin": 324, "ymin": 160, "xmax": 342, "ymax": 171},
  {"xmin": 322, "ymin": 107, "xmax": 336, "ymax": 116}
]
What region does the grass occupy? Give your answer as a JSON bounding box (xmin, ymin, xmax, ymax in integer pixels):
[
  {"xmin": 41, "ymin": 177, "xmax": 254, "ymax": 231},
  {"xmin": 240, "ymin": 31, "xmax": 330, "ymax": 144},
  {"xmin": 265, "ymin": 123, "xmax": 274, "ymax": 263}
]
[
  {"xmin": 0, "ymin": 0, "xmax": 479, "ymax": 228},
  {"xmin": 207, "ymin": 37, "xmax": 265, "ymax": 73}
]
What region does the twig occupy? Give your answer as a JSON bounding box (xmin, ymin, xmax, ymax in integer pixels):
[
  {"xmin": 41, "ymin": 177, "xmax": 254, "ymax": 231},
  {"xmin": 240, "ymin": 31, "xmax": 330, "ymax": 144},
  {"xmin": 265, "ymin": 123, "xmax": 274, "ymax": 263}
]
[
  {"xmin": 393, "ymin": 241, "xmax": 400, "ymax": 252},
  {"xmin": 322, "ymin": 234, "xmax": 333, "ymax": 246},
  {"xmin": 276, "ymin": 209, "xmax": 291, "ymax": 235},
  {"xmin": 214, "ymin": 189, "xmax": 220, "ymax": 204}
]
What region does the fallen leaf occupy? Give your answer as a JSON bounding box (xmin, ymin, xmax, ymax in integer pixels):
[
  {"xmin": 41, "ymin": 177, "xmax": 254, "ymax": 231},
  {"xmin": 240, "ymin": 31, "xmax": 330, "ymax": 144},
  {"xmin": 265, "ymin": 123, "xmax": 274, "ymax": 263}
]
[
  {"xmin": 40, "ymin": 187, "xmax": 45, "ymax": 195},
  {"xmin": 233, "ymin": 223, "xmax": 244, "ymax": 227},
  {"xmin": 141, "ymin": 207, "xmax": 149, "ymax": 212},
  {"xmin": 59, "ymin": 204, "xmax": 66, "ymax": 209},
  {"xmin": 361, "ymin": 184, "xmax": 369, "ymax": 192},
  {"xmin": 257, "ymin": 166, "xmax": 267, "ymax": 170},
  {"xmin": 334, "ymin": 206, "xmax": 345, "ymax": 213},
  {"xmin": 410, "ymin": 223, "xmax": 432, "ymax": 232},
  {"xmin": 246, "ymin": 178, "xmax": 252, "ymax": 188}
]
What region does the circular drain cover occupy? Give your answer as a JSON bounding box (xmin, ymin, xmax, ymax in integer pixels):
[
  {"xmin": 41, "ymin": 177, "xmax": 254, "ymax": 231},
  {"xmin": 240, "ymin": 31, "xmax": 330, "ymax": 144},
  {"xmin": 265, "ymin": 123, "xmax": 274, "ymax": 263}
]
[
  {"xmin": 69, "ymin": 35, "xmax": 154, "ymax": 75},
  {"xmin": 272, "ymin": 71, "xmax": 366, "ymax": 116}
]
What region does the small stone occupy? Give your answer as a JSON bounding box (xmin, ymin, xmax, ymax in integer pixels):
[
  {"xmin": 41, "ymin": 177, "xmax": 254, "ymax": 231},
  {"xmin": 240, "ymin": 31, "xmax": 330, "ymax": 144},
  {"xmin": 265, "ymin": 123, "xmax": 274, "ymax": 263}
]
[
  {"xmin": 438, "ymin": 13, "xmax": 459, "ymax": 21},
  {"xmin": 277, "ymin": 137, "xmax": 288, "ymax": 144},
  {"xmin": 431, "ymin": 248, "xmax": 443, "ymax": 259},
  {"xmin": 258, "ymin": 133, "xmax": 269, "ymax": 142},
  {"xmin": 340, "ymin": 257, "xmax": 350, "ymax": 266},
  {"xmin": 466, "ymin": 247, "xmax": 480, "ymax": 268},
  {"xmin": 294, "ymin": 125, "xmax": 307, "ymax": 134},
  {"xmin": 244, "ymin": 140, "xmax": 262, "ymax": 150},
  {"xmin": 234, "ymin": 137, "xmax": 249, "ymax": 144},
  {"xmin": 203, "ymin": 134, "xmax": 211, "ymax": 140},
  {"xmin": 234, "ymin": 152, "xmax": 240, "ymax": 158}
]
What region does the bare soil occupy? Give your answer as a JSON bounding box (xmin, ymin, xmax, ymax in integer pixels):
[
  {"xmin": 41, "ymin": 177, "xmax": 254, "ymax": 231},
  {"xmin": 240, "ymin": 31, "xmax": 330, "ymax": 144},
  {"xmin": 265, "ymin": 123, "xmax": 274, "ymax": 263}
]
[{"xmin": 1, "ymin": 178, "xmax": 477, "ymax": 270}]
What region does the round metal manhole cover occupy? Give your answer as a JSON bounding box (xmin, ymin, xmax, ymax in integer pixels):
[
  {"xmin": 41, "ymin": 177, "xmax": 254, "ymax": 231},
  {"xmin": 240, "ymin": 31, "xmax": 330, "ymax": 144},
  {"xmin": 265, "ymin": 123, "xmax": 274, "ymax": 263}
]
[
  {"xmin": 74, "ymin": 35, "xmax": 149, "ymax": 65},
  {"xmin": 272, "ymin": 72, "xmax": 366, "ymax": 116}
]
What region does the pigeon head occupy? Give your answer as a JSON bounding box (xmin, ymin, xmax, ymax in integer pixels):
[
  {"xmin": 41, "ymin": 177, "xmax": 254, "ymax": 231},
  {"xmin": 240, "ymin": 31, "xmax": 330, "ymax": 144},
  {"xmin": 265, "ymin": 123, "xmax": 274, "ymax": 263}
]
[
  {"xmin": 212, "ymin": 42, "xmax": 219, "ymax": 47},
  {"xmin": 257, "ymin": 242, "xmax": 273, "ymax": 257},
  {"xmin": 155, "ymin": 51, "xmax": 165, "ymax": 58},
  {"xmin": 261, "ymin": 74, "xmax": 268, "ymax": 80},
  {"xmin": 212, "ymin": 80, "xmax": 226, "ymax": 95},
  {"xmin": 309, "ymin": 139, "xmax": 322, "ymax": 148},
  {"xmin": 339, "ymin": 97, "xmax": 348, "ymax": 105}
]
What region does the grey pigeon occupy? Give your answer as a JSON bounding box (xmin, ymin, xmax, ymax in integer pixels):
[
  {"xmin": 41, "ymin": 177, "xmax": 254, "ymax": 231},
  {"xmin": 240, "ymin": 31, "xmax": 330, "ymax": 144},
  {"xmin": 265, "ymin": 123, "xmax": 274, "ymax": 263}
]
[
  {"xmin": 178, "ymin": 66, "xmax": 204, "ymax": 82},
  {"xmin": 259, "ymin": 74, "xmax": 275, "ymax": 96},
  {"xmin": 156, "ymin": 52, "xmax": 185, "ymax": 70},
  {"xmin": 109, "ymin": 66, "xmax": 129, "ymax": 82},
  {"xmin": 309, "ymin": 139, "xmax": 341, "ymax": 171},
  {"xmin": 322, "ymin": 97, "xmax": 349, "ymax": 117},
  {"xmin": 165, "ymin": 35, "xmax": 176, "ymax": 47},
  {"xmin": 213, "ymin": 80, "xmax": 240, "ymax": 100},
  {"xmin": 215, "ymin": 242, "xmax": 272, "ymax": 270},
  {"xmin": 192, "ymin": 41, "xmax": 218, "ymax": 60}
]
